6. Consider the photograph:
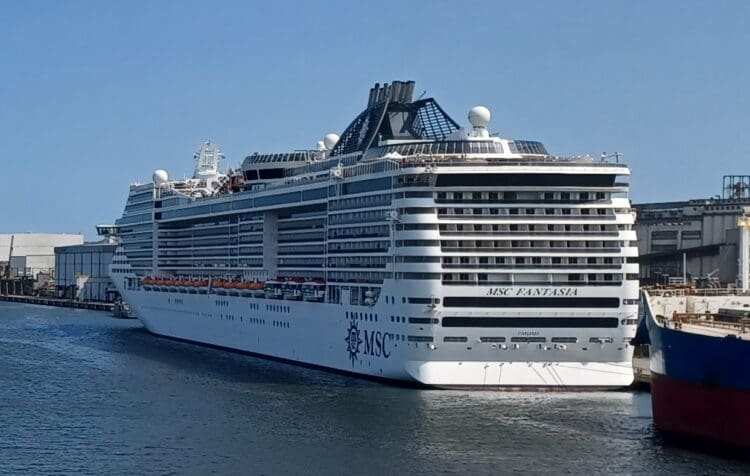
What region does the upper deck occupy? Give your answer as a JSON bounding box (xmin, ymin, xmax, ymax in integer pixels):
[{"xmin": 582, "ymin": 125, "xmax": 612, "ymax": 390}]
[
  {"xmin": 645, "ymin": 288, "xmax": 750, "ymax": 339},
  {"xmin": 113, "ymin": 81, "xmax": 638, "ymax": 295},
  {"xmin": 238, "ymin": 80, "xmax": 629, "ymax": 192}
]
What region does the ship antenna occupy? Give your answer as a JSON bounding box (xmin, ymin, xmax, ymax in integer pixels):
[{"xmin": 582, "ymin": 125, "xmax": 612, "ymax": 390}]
[{"xmin": 194, "ymin": 140, "xmax": 222, "ymax": 178}]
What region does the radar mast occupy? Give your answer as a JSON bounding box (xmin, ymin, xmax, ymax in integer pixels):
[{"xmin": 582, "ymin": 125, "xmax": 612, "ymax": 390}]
[{"xmin": 194, "ymin": 141, "xmax": 223, "ymax": 178}]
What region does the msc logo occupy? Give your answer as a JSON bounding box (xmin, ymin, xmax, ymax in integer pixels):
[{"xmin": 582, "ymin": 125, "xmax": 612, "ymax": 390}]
[
  {"xmin": 345, "ymin": 320, "xmax": 363, "ymax": 365},
  {"xmin": 344, "ymin": 319, "xmax": 393, "ymax": 366}
]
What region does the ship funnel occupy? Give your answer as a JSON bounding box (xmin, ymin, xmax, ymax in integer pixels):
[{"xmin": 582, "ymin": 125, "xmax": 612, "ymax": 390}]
[
  {"xmin": 403, "ymin": 81, "xmax": 415, "ymax": 102},
  {"xmin": 367, "ymin": 80, "xmax": 416, "ymax": 106},
  {"xmin": 391, "ymin": 81, "xmax": 402, "ymax": 103}
]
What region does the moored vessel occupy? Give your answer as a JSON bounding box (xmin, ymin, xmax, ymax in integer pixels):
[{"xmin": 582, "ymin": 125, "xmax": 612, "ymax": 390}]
[
  {"xmin": 639, "ymin": 288, "xmax": 750, "ymax": 447},
  {"xmin": 108, "ymin": 81, "xmax": 639, "ymax": 388}
]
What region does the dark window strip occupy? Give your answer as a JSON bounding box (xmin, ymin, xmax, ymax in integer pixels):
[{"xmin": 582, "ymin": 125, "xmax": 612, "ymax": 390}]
[
  {"xmin": 443, "ymin": 297, "xmax": 620, "ymax": 308},
  {"xmin": 443, "ymin": 336, "xmax": 468, "ymax": 343},
  {"xmin": 442, "ymin": 317, "xmax": 619, "ymax": 328},
  {"xmin": 407, "ymin": 336, "xmax": 434, "ymax": 342},
  {"xmin": 435, "ymin": 173, "xmax": 615, "ymax": 188},
  {"xmin": 408, "ymin": 317, "xmax": 439, "ymax": 324}
]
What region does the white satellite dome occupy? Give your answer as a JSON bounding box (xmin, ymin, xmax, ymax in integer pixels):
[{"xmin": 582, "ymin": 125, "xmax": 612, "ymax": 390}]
[
  {"xmin": 152, "ymin": 169, "xmax": 169, "ymax": 185},
  {"xmin": 468, "ymin": 106, "xmax": 491, "ymax": 128},
  {"xmin": 323, "ymin": 133, "xmax": 340, "ymax": 150}
]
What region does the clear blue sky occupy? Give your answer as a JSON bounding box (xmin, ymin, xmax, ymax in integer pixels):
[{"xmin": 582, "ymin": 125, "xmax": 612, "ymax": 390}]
[{"xmin": 2, "ymin": 1, "xmax": 749, "ymax": 239}]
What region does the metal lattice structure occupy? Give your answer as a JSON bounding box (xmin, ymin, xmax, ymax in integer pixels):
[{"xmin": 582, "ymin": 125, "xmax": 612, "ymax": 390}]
[
  {"xmin": 723, "ymin": 175, "xmax": 750, "ymax": 199},
  {"xmin": 331, "ymin": 102, "xmax": 387, "ymax": 157},
  {"xmin": 412, "ymin": 99, "xmax": 460, "ymax": 140},
  {"xmin": 331, "ymin": 82, "xmax": 460, "ymax": 157}
]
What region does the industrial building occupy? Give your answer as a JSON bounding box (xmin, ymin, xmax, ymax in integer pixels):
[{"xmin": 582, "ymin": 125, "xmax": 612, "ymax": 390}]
[
  {"xmin": 634, "ymin": 176, "xmax": 750, "ymax": 286},
  {"xmin": 0, "ymin": 233, "xmax": 84, "ymax": 280},
  {"xmin": 54, "ymin": 241, "xmax": 118, "ymax": 302}
]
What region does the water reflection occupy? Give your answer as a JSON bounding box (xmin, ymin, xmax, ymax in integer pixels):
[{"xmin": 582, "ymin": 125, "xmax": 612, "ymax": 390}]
[{"xmin": 1, "ymin": 302, "xmax": 749, "ymax": 475}]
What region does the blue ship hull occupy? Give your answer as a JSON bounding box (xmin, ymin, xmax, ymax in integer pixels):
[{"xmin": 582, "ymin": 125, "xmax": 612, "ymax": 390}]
[{"xmin": 638, "ymin": 292, "xmax": 750, "ymax": 448}]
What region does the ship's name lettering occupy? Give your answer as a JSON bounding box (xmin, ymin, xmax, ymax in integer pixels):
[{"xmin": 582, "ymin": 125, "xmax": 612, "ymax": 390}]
[
  {"xmin": 362, "ymin": 330, "xmax": 392, "ymax": 359},
  {"xmin": 485, "ymin": 287, "xmax": 579, "ymax": 297}
]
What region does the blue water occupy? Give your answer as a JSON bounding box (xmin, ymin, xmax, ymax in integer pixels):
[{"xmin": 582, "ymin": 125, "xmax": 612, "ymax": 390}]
[{"xmin": 1, "ymin": 301, "xmax": 749, "ymax": 475}]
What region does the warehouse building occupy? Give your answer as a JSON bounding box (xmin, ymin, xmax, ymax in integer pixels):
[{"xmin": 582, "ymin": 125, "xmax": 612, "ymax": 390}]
[
  {"xmin": 634, "ymin": 176, "xmax": 750, "ymax": 285},
  {"xmin": 0, "ymin": 233, "xmax": 84, "ymax": 279},
  {"xmin": 54, "ymin": 241, "xmax": 118, "ymax": 302}
]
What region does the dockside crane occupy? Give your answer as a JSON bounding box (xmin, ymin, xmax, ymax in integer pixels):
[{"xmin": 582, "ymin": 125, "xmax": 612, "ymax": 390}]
[{"xmin": 3, "ymin": 234, "xmax": 13, "ymax": 279}]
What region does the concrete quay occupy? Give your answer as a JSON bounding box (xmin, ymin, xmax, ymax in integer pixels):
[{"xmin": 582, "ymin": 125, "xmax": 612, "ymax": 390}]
[{"xmin": 0, "ymin": 294, "xmax": 113, "ymax": 312}]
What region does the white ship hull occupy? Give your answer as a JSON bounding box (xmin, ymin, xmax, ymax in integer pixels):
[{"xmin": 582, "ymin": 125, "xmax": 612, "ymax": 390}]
[
  {"xmin": 108, "ymin": 81, "xmax": 641, "ymax": 389},
  {"xmin": 117, "ymin": 279, "xmax": 636, "ymax": 388}
]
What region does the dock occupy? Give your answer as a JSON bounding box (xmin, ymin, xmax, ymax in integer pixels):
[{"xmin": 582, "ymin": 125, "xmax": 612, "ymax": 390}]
[
  {"xmin": 632, "ymin": 357, "xmax": 651, "ymax": 388},
  {"xmin": 0, "ymin": 294, "xmax": 114, "ymax": 312}
]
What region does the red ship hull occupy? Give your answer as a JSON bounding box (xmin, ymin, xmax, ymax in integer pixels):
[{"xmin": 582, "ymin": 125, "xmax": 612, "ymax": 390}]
[{"xmin": 651, "ymin": 373, "xmax": 750, "ymax": 448}]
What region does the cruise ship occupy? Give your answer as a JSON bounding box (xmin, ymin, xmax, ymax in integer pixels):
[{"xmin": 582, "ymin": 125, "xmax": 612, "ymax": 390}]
[{"xmin": 109, "ymin": 81, "xmax": 640, "ymax": 388}]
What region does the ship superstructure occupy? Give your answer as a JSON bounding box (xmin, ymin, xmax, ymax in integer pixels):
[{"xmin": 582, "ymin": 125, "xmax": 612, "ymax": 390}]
[{"xmin": 110, "ymin": 81, "xmax": 639, "ymax": 388}]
